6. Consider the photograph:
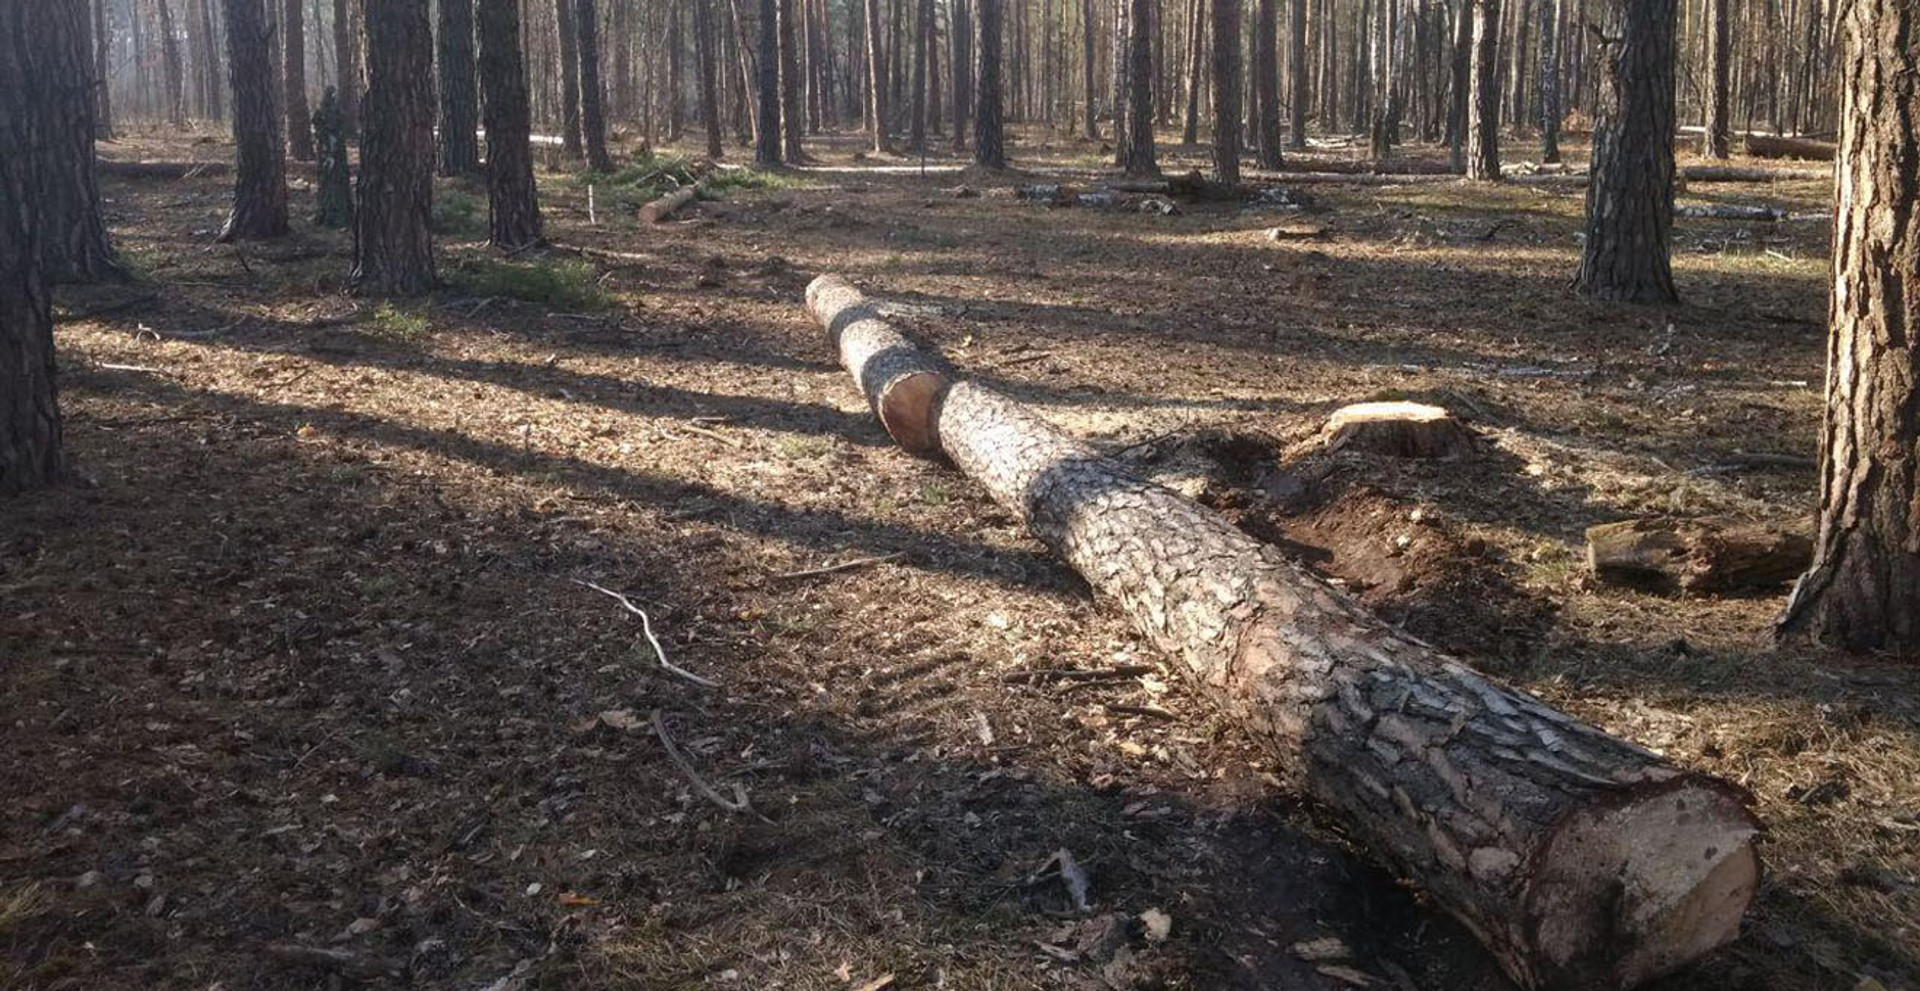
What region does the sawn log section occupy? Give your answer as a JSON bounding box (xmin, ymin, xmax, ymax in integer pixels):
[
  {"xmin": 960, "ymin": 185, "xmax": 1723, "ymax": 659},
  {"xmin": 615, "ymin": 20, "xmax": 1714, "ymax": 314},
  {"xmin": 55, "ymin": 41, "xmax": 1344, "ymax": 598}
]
[{"xmin": 805, "ymin": 275, "xmax": 1760, "ymax": 991}]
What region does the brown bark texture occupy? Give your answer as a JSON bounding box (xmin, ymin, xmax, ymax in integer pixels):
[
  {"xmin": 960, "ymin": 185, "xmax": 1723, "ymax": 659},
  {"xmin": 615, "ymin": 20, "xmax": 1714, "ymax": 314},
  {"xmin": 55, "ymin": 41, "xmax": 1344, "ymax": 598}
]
[
  {"xmin": 439, "ymin": 0, "xmax": 482, "ymax": 175},
  {"xmin": 1211, "ymin": 0, "xmax": 1241, "ymax": 183},
  {"xmin": 756, "ymin": 0, "xmax": 783, "ymax": 163},
  {"xmin": 555, "ymin": 0, "xmax": 584, "ymax": 157},
  {"xmin": 220, "ymin": 0, "xmax": 292, "ymax": 241},
  {"xmin": 1289, "ymin": 0, "xmax": 1308, "ymax": 148},
  {"xmin": 1254, "ymin": 0, "xmax": 1283, "ymax": 168},
  {"xmin": 283, "ymin": 0, "xmax": 315, "ymax": 160},
  {"xmin": 1779, "ymin": 0, "xmax": 1920, "ymax": 654},
  {"xmin": 1122, "ymin": 0, "xmax": 1156, "ymax": 176},
  {"xmin": 353, "ymin": 0, "xmax": 437, "ymax": 294},
  {"xmin": 866, "ymin": 0, "xmax": 888, "ymax": 151},
  {"xmin": 24, "ymin": 0, "xmax": 119, "ymax": 281},
  {"xmin": 157, "ymin": 0, "xmax": 188, "ymax": 124},
  {"xmin": 1587, "ymin": 518, "xmax": 1812, "ymax": 594},
  {"xmin": 1, "ymin": 4, "xmax": 65, "ymax": 494},
  {"xmin": 93, "ymin": 0, "xmax": 115, "ymax": 137},
  {"xmin": 1573, "ymin": 0, "xmax": 1677, "ymax": 304},
  {"xmin": 694, "ymin": 0, "xmax": 726, "ymax": 157},
  {"xmin": 778, "ymin": 0, "xmax": 806, "ymax": 160},
  {"xmin": 334, "ymin": 0, "xmax": 360, "ymax": 131},
  {"xmin": 575, "ymin": 0, "xmax": 615, "ymax": 172},
  {"xmin": 478, "ymin": 0, "xmax": 544, "ymax": 250},
  {"xmin": 805, "ymin": 275, "xmax": 1762, "ymax": 991},
  {"xmin": 974, "ymin": 0, "xmax": 1006, "ymax": 167},
  {"xmin": 1465, "ymin": 0, "xmax": 1500, "ymax": 179},
  {"xmin": 1700, "ymin": 0, "xmax": 1728, "ymax": 159}
]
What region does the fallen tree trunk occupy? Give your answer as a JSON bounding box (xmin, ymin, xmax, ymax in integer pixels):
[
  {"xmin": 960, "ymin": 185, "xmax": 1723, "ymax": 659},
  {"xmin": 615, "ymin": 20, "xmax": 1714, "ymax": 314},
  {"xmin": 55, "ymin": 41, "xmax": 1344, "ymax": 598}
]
[
  {"xmin": 1742, "ymin": 134, "xmax": 1836, "ymax": 161},
  {"xmin": 640, "ymin": 185, "xmax": 701, "ymax": 224},
  {"xmin": 806, "ymin": 275, "xmax": 1761, "ymax": 991},
  {"xmin": 1586, "ymin": 518, "xmax": 1812, "ymax": 592},
  {"xmin": 1681, "ymin": 164, "xmax": 1829, "ymax": 183}
]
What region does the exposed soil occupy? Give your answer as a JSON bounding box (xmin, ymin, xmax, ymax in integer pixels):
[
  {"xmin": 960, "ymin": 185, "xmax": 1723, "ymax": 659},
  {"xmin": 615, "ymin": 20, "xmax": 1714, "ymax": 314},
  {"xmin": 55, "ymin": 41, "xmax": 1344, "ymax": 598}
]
[{"xmin": 3, "ymin": 126, "xmax": 1917, "ymax": 991}]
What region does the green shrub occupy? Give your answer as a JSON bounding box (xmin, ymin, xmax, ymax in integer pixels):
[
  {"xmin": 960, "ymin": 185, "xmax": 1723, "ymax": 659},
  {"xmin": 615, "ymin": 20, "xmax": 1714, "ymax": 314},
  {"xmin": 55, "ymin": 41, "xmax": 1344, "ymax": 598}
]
[
  {"xmin": 446, "ymin": 256, "xmax": 609, "ymax": 310},
  {"xmin": 431, "ymin": 190, "xmax": 484, "ymax": 236},
  {"xmin": 369, "ymin": 302, "xmax": 433, "ymax": 339}
]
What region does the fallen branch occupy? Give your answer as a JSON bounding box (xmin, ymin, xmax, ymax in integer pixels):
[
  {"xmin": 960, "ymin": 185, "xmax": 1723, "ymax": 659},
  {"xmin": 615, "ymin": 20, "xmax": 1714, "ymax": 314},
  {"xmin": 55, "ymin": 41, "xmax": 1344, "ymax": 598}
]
[
  {"xmin": 640, "ymin": 184, "xmax": 702, "ymax": 224},
  {"xmin": 770, "ymin": 551, "xmax": 906, "ymax": 581},
  {"xmin": 1105, "ymin": 702, "xmax": 1178, "ymax": 721},
  {"xmin": 651, "ymin": 709, "xmax": 758, "ymax": 816},
  {"xmin": 570, "ymin": 579, "xmax": 718, "ymax": 688}
]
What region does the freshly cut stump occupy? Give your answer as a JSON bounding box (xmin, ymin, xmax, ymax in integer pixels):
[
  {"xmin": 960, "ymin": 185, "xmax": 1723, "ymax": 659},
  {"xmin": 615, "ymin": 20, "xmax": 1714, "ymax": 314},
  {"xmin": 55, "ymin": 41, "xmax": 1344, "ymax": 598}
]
[
  {"xmin": 804, "ymin": 276, "xmax": 1761, "ymax": 991},
  {"xmin": 640, "ymin": 185, "xmax": 700, "ymax": 224},
  {"xmin": 1323, "ymin": 401, "xmax": 1475, "ymax": 458},
  {"xmin": 806, "ymin": 276, "xmax": 950, "ymax": 455},
  {"xmin": 1586, "ymin": 518, "xmax": 1812, "ymax": 592}
]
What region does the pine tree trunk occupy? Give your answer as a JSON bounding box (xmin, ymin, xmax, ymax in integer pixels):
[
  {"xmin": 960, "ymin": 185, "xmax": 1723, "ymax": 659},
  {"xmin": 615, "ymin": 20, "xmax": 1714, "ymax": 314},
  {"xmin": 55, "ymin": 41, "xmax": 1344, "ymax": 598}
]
[
  {"xmin": 1081, "ymin": 0, "xmax": 1097, "ymax": 137},
  {"xmin": 1573, "ymin": 0, "xmax": 1676, "ymax": 304},
  {"xmin": 756, "ymin": 0, "xmax": 784, "ymax": 162},
  {"xmin": 1181, "ymin": 0, "xmax": 1203, "ymax": 144},
  {"xmin": 439, "ymin": 0, "xmax": 482, "ymax": 174},
  {"xmin": 1701, "ymin": 0, "xmax": 1729, "ymax": 159},
  {"xmin": 1112, "ymin": 0, "xmax": 1129, "ymax": 164},
  {"xmin": 1, "ymin": 5, "xmax": 64, "ymax": 495},
  {"xmin": 284, "ymin": 0, "xmax": 315, "ymax": 159},
  {"xmin": 575, "ymin": 0, "xmax": 615, "ymax": 170},
  {"xmin": 157, "ymin": 0, "xmax": 188, "ymax": 124},
  {"xmin": 1369, "ymin": 0, "xmax": 1396, "ymax": 157},
  {"xmin": 1210, "ymin": 0, "xmax": 1241, "ymax": 182},
  {"xmin": 479, "ymin": 0, "xmax": 543, "ymax": 249},
  {"xmin": 1465, "ymin": 0, "xmax": 1500, "ymax": 179},
  {"xmin": 952, "ymin": 0, "xmax": 973, "ymax": 149},
  {"xmin": 909, "ymin": 0, "xmax": 930, "ymax": 150},
  {"xmin": 666, "ymin": 0, "xmax": 684, "ymax": 135},
  {"xmin": 865, "ymin": 0, "xmax": 888, "ymax": 151},
  {"xmin": 1447, "ymin": 0, "xmax": 1468, "ymax": 168},
  {"xmin": 555, "ymin": 0, "xmax": 584, "ymax": 157},
  {"xmin": 334, "ymin": 0, "xmax": 359, "ymax": 132},
  {"xmin": 1778, "ymin": 0, "xmax": 1920, "ymax": 654},
  {"xmin": 1123, "ymin": 0, "xmax": 1157, "ymax": 174},
  {"xmin": 21, "ymin": 1, "xmax": 116, "ymax": 284},
  {"xmin": 694, "ymin": 0, "xmax": 727, "ymax": 156},
  {"xmin": 94, "ymin": 0, "xmax": 116, "ymax": 138},
  {"xmin": 353, "ymin": 0, "xmax": 436, "ymax": 295},
  {"xmin": 1288, "ymin": 0, "xmax": 1308, "ymax": 146},
  {"xmin": 1538, "ymin": 0, "xmax": 1559, "ymax": 162},
  {"xmin": 974, "ymin": 0, "xmax": 1006, "ymax": 166},
  {"xmin": 778, "ymin": 0, "xmax": 807, "ymax": 159},
  {"xmin": 1253, "ymin": 0, "xmax": 1282, "ymax": 165},
  {"xmin": 220, "ymin": 0, "xmax": 291, "ymax": 240}
]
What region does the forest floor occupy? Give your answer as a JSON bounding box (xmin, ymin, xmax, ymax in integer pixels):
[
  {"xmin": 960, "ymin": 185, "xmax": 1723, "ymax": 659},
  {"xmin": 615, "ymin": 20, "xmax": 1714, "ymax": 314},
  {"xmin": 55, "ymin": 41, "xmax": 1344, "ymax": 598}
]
[{"xmin": 3, "ymin": 125, "xmax": 1916, "ymax": 991}]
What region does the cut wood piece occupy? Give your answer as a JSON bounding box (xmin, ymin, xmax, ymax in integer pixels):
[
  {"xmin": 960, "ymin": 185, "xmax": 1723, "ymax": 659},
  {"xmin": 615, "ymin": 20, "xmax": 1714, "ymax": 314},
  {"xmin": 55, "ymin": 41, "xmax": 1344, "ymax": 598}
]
[
  {"xmin": 1322, "ymin": 402, "xmax": 1474, "ymax": 458},
  {"xmin": 640, "ymin": 184, "xmax": 700, "ymax": 223},
  {"xmin": 1681, "ymin": 164, "xmax": 1829, "ymax": 183},
  {"xmin": 1742, "ymin": 134, "xmax": 1836, "ymax": 161},
  {"xmin": 804, "ymin": 277, "xmax": 1761, "ymax": 991},
  {"xmin": 1586, "ymin": 518, "xmax": 1813, "ymax": 592},
  {"xmin": 805, "ymin": 276, "xmax": 951, "ymax": 455}
]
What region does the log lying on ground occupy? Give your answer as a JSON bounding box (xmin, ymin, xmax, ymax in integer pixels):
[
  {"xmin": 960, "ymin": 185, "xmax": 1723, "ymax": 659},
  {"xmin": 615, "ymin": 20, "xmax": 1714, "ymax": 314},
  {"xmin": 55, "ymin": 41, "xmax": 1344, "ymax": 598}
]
[
  {"xmin": 1742, "ymin": 134, "xmax": 1836, "ymax": 161},
  {"xmin": 1586, "ymin": 518, "xmax": 1812, "ymax": 593},
  {"xmin": 1681, "ymin": 164, "xmax": 1829, "ymax": 183},
  {"xmin": 639, "ymin": 184, "xmax": 701, "ymax": 224},
  {"xmin": 804, "ymin": 277, "xmax": 951, "ymax": 455},
  {"xmin": 1322, "ymin": 401, "xmax": 1475, "ymax": 458},
  {"xmin": 1675, "ymin": 202, "xmax": 1827, "ymax": 222},
  {"xmin": 806, "ymin": 275, "xmax": 1761, "ymax": 991}
]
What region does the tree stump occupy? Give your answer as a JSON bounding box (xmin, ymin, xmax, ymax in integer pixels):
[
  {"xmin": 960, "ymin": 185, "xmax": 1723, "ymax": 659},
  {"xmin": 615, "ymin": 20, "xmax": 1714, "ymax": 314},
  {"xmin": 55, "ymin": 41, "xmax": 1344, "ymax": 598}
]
[
  {"xmin": 1322, "ymin": 402, "xmax": 1475, "ymax": 458},
  {"xmin": 1588, "ymin": 518, "xmax": 1813, "ymax": 593}
]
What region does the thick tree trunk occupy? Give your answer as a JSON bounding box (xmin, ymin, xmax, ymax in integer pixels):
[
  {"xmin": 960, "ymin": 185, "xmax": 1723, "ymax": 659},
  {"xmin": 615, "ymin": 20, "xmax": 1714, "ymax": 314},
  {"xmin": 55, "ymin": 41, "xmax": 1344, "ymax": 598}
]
[
  {"xmin": 695, "ymin": 0, "xmax": 727, "ymax": 156},
  {"xmin": 555, "ymin": 0, "xmax": 584, "ymax": 157},
  {"xmin": 1211, "ymin": 0, "xmax": 1241, "ymax": 183},
  {"xmin": 439, "ymin": 0, "xmax": 482, "ymax": 175},
  {"xmin": 1465, "ymin": 0, "xmax": 1500, "ymax": 179},
  {"xmin": 778, "ymin": 0, "xmax": 807, "ymax": 159},
  {"xmin": 334, "ymin": 0, "xmax": 360, "ymax": 132},
  {"xmin": 756, "ymin": 0, "xmax": 784, "ymax": 163},
  {"xmin": 1122, "ymin": 0, "xmax": 1157, "ymax": 175},
  {"xmin": 1, "ymin": 6, "xmax": 64, "ymax": 495},
  {"xmin": 157, "ymin": 0, "xmax": 188, "ymax": 125},
  {"xmin": 974, "ymin": 0, "xmax": 1006, "ymax": 166},
  {"xmin": 805, "ymin": 275, "xmax": 1761, "ymax": 991},
  {"xmin": 1447, "ymin": 0, "xmax": 1470, "ymax": 170},
  {"xmin": 909, "ymin": 0, "xmax": 931, "ymax": 151},
  {"xmin": 353, "ymin": 0, "xmax": 436, "ymax": 295},
  {"xmin": 24, "ymin": 0, "xmax": 118, "ymax": 281},
  {"xmin": 1289, "ymin": 0, "xmax": 1308, "ymax": 147},
  {"xmin": 1701, "ymin": 0, "xmax": 1729, "ymax": 159},
  {"xmin": 1181, "ymin": 0, "xmax": 1204, "ymax": 144},
  {"xmin": 576, "ymin": 0, "xmax": 615, "ymax": 171},
  {"xmin": 1573, "ymin": 0, "xmax": 1677, "ymax": 304},
  {"xmin": 284, "ymin": 0, "xmax": 315, "ymax": 160},
  {"xmin": 93, "ymin": 0, "xmax": 115, "ymax": 138},
  {"xmin": 1253, "ymin": 0, "xmax": 1282, "ymax": 166},
  {"xmin": 1538, "ymin": 0, "xmax": 1560, "ymax": 162},
  {"xmin": 221, "ymin": 0, "xmax": 291, "ymax": 241},
  {"xmin": 865, "ymin": 0, "xmax": 888, "ymax": 151},
  {"xmin": 1779, "ymin": 0, "xmax": 1920, "ymax": 654},
  {"xmin": 478, "ymin": 0, "xmax": 543, "ymax": 250},
  {"xmin": 1368, "ymin": 0, "xmax": 1397, "ymax": 158}
]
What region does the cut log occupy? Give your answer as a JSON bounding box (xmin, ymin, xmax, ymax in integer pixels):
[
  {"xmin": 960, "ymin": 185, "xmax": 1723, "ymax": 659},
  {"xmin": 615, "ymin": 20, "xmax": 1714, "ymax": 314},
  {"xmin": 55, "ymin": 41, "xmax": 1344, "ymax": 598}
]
[
  {"xmin": 804, "ymin": 276, "xmax": 951, "ymax": 454},
  {"xmin": 1585, "ymin": 518, "xmax": 1813, "ymax": 593},
  {"xmin": 1680, "ymin": 164, "xmax": 1829, "ymax": 183},
  {"xmin": 1322, "ymin": 402, "xmax": 1475, "ymax": 458},
  {"xmin": 1741, "ymin": 134, "xmax": 1836, "ymax": 161},
  {"xmin": 640, "ymin": 184, "xmax": 701, "ymax": 223},
  {"xmin": 805, "ymin": 276, "xmax": 1761, "ymax": 991},
  {"xmin": 1674, "ymin": 202, "xmax": 1825, "ymax": 222}
]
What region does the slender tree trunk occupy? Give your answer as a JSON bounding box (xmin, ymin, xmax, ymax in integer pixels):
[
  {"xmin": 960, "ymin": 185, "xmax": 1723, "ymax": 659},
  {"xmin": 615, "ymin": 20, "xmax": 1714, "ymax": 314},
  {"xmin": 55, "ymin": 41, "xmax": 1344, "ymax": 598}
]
[
  {"xmin": 439, "ymin": 0, "xmax": 481, "ymax": 174},
  {"xmin": 666, "ymin": 0, "xmax": 684, "ymax": 135},
  {"xmin": 1123, "ymin": 0, "xmax": 1156, "ymax": 174},
  {"xmin": 1465, "ymin": 0, "xmax": 1500, "ymax": 179},
  {"xmin": 695, "ymin": 0, "xmax": 726, "ymax": 156},
  {"xmin": 1211, "ymin": 0, "xmax": 1241, "ymax": 181},
  {"xmin": 779, "ymin": 0, "xmax": 807, "ymax": 159},
  {"xmin": 1539, "ymin": 0, "xmax": 1560, "ymax": 161},
  {"xmin": 1447, "ymin": 0, "xmax": 1468, "ymax": 167},
  {"xmin": 1573, "ymin": 0, "xmax": 1676, "ymax": 303},
  {"xmin": 974, "ymin": 0, "xmax": 1005, "ymax": 165},
  {"xmin": 952, "ymin": 0, "xmax": 972, "ymax": 149},
  {"xmin": 1778, "ymin": 0, "xmax": 1920, "ymax": 653},
  {"xmin": 220, "ymin": 0, "xmax": 290, "ymax": 240},
  {"xmin": 1081, "ymin": 0, "xmax": 1097, "ymax": 136},
  {"xmin": 1112, "ymin": 0, "xmax": 1129, "ymax": 164},
  {"xmin": 1369, "ymin": 0, "xmax": 1395, "ymax": 157},
  {"xmin": 1701, "ymin": 0, "xmax": 1729, "ymax": 158},
  {"xmin": 575, "ymin": 0, "xmax": 614, "ymax": 169},
  {"xmin": 204, "ymin": 0, "xmax": 230, "ymax": 120},
  {"xmin": 757, "ymin": 0, "xmax": 784, "ymax": 162},
  {"xmin": 1181, "ymin": 0, "xmax": 1203, "ymax": 143},
  {"xmin": 334, "ymin": 0, "xmax": 359, "ymax": 131},
  {"xmin": 1288, "ymin": 0, "xmax": 1307, "ymax": 147},
  {"xmin": 94, "ymin": 0, "xmax": 115, "ymax": 138},
  {"xmin": 479, "ymin": 0, "xmax": 543, "ymax": 249},
  {"xmin": 555, "ymin": 0, "xmax": 584, "ymax": 156},
  {"xmin": 910, "ymin": 0, "xmax": 931, "ymax": 149},
  {"xmin": 865, "ymin": 0, "xmax": 888, "ymax": 150},
  {"xmin": 283, "ymin": 0, "xmax": 315, "ymax": 159},
  {"xmin": 157, "ymin": 0, "xmax": 188, "ymax": 124},
  {"xmin": 353, "ymin": 0, "xmax": 436, "ymax": 294},
  {"xmin": 1, "ymin": 4, "xmax": 64, "ymax": 494}
]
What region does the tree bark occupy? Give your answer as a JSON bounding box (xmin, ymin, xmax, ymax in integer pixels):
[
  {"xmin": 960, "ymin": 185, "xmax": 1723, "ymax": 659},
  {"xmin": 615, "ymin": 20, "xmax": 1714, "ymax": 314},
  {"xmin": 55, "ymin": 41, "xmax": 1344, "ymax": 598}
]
[
  {"xmin": 779, "ymin": 0, "xmax": 807, "ymax": 159},
  {"xmin": 865, "ymin": 0, "xmax": 888, "ymax": 151},
  {"xmin": 1369, "ymin": 0, "xmax": 1398, "ymax": 158},
  {"xmin": 1778, "ymin": 0, "xmax": 1920, "ymax": 654},
  {"xmin": 1288, "ymin": 0, "xmax": 1308, "ymax": 147},
  {"xmin": 438, "ymin": 0, "xmax": 482, "ymax": 175},
  {"xmin": 953, "ymin": 0, "xmax": 973, "ymax": 149},
  {"xmin": 157, "ymin": 0, "xmax": 188, "ymax": 124},
  {"xmin": 555, "ymin": 0, "xmax": 584, "ymax": 157},
  {"xmin": 353, "ymin": 0, "xmax": 436, "ymax": 295},
  {"xmin": 1465, "ymin": 0, "xmax": 1500, "ymax": 179},
  {"xmin": 220, "ymin": 0, "xmax": 291, "ymax": 241},
  {"xmin": 1122, "ymin": 0, "xmax": 1157, "ymax": 175},
  {"xmin": 1573, "ymin": 0, "xmax": 1677, "ymax": 304},
  {"xmin": 1538, "ymin": 0, "xmax": 1560, "ymax": 162},
  {"xmin": 334, "ymin": 0, "xmax": 360, "ymax": 132},
  {"xmin": 1, "ymin": 4, "xmax": 64, "ymax": 495},
  {"xmin": 1181, "ymin": 0, "xmax": 1204, "ymax": 144},
  {"xmin": 694, "ymin": 0, "xmax": 727, "ymax": 156},
  {"xmin": 478, "ymin": 0, "xmax": 543, "ymax": 250},
  {"xmin": 805, "ymin": 275, "xmax": 1762, "ymax": 991},
  {"xmin": 93, "ymin": 0, "xmax": 116, "ymax": 138},
  {"xmin": 20, "ymin": 0, "xmax": 119, "ymax": 281},
  {"xmin": 756, "ymin": 0, "xmax": 784, "ymax": 162},
  {"xmin": 283, "ymin": 0, "xmax": 315, "ymax": 160},
  {"xmin": 909, "ymin": 0, "xmax": 931, "ymax": 150},
  {"xmin": 1253, "ymin": 0, "xmax": 1281, "ymax": 165},
  {"xmin": 1211, "ymin": 0, "xmax": 1241, "ymax": 182},
  {"xmin": 974, "ymin": 0, "xmax": 1006, "ymax": 166},
  {"xmin": 1447, "ymin": 0, "xmax": 1470, "ymax": 170},
  {"xmin": 1081, "ymin": 0, "xmax": 1097, "ymax": 137},
  {"xmin": 575, "ymin": 0, "xmax": 615, "ymax": 171},
  {"xmin": 1700, "ymin": 0, "xmax": 1730, "ymax": 159}
]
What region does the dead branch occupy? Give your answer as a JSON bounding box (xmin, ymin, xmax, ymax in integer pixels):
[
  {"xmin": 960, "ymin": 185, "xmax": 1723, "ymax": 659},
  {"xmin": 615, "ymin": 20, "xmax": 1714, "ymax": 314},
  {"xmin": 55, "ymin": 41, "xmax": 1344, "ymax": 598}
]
[
  {"xmin": 650, "ymin": 709, "xmax": 761, "ymax": 817},
  {"xmin": 570, "ymin": 579, "xmax": 719, "ymax": 688}
]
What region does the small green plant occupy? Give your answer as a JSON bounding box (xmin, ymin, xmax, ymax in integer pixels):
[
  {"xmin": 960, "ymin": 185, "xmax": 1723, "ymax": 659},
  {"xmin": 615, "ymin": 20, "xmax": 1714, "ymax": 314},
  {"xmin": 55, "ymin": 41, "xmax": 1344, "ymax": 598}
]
[
  {"xmin": 446, "ymin": 256, "xmax": 609, "ymax": 310},
  {"xmin": 430, "ymin": 190, "xmax": 484, "ymax": 236},
  {"xmin": 370, "ymin": 302, "xmax": 432, "ymax": 339}
]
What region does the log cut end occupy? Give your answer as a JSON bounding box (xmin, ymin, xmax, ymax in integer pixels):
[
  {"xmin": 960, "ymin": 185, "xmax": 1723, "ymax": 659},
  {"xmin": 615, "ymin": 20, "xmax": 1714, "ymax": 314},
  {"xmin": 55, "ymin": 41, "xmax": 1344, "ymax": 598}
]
[
  {"xmin": 1525, "ymin": 778, "xmax": 1760, "ymax": 990},
  {"xmin": 875, "ymin": 370, "xmax": 947, "ymax": 455},
  {"xmin": 806, "ymin": 275, "xmax": 953, "ymax": 456},
  {"xmin": 1323, "ymin": 402, "xmax": 1474, "ymax": 459}
]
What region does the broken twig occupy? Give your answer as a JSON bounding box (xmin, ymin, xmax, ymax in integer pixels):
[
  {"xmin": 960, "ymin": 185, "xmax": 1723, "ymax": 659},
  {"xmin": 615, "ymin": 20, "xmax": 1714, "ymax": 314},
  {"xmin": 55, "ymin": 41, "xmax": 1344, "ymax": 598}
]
[
  {"xmin": 651, "ymin": 709, "xmax": 761, "ymax": 818},
  {"xmin": 770, "ymin": 551, "xmax": 906, "ymax": 581},
  {"xmin": 570, "ymin": 579, "xmax": 718, "ymax": 688}
]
